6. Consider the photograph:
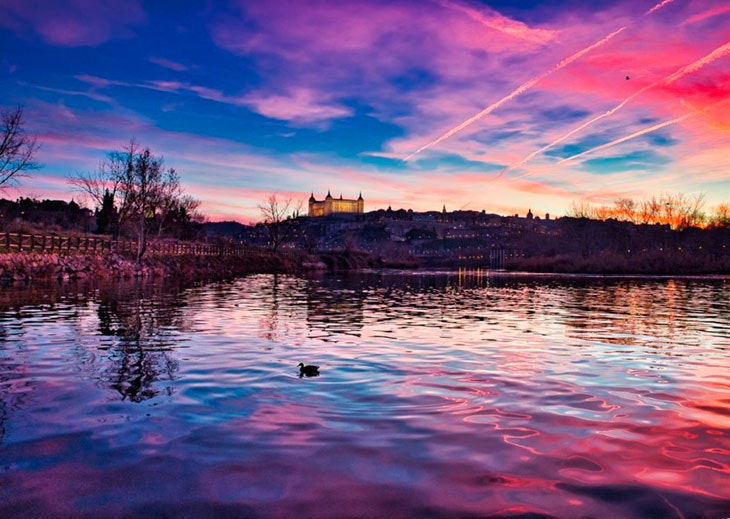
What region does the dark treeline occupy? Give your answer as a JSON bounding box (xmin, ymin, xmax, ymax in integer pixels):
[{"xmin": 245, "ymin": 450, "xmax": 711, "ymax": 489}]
[
  {"xmin": 512, "ymin": 216, "xmax": 730, "ymax": 274},
  {"xmin": 0, "ymin": 196, "xmax": 204, "ymax": 241},
  {"xmin": 0, "ymin": 197, "xmax": 95, "ymax": 233}
]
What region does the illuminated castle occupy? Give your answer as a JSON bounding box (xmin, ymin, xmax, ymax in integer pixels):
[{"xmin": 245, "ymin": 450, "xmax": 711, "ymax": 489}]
[{"xmin": 308, "ymin": 191, "xmax": 364, "ymax": 217}]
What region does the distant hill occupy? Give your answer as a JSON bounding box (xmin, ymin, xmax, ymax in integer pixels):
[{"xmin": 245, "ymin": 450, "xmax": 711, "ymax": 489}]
[{"xmin": 204, "ymin": 221, "xmax": 251, "ymax": 239}]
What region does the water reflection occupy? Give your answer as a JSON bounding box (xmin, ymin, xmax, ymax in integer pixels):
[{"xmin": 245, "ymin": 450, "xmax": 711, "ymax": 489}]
[
  {"xmin": 92, "ymin": 282, "xmax": 188, "ymax": 401},
  {"xmin": 0, "ymin": 278, "xmax": 191, "ymax": 406},
  {"xmin": 0, "ymin": 272, "xmax": 729, "ymax": 517}
]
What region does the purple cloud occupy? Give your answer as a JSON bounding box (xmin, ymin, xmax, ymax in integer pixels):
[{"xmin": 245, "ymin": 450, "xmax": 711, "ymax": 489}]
[{"xmin": 1, "ymin": 0, "xmax": 146, "ymax": 46}]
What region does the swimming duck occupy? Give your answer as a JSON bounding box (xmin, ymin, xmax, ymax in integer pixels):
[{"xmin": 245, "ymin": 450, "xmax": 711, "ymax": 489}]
[{"xmin": 298, "ymin": 363, "xmax": 320, "ymax": 377}]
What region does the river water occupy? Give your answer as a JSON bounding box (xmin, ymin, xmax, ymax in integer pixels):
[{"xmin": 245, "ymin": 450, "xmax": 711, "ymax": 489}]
[{"xmin": 1, "ymin": 271, "xmax": 729, "ymax": 518}]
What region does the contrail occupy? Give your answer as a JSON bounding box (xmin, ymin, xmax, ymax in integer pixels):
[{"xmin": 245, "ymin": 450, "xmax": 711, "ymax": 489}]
[
  {"xmin": 403, "ymin": 0, "xmax": 675, "ymax": 162},
  {"xmin": 403, "ymin": 27, "xmax": 626, "ymax": 161},
  {"xmin": 504, "ymin": 40, "xmax": 730, "ymax": 175},
  {"xmin": 665, "ymin": 41, "xmax": 730, "ymax": 82},
  {"xmin": 558, "ymin": 114, "xmax": 693, "ymax": 164},
  {"xmin": 645, "ymin": 0, "xmax": 674, "ymax": 15},
  {"xmin": 682, "ymin": 5, "xmax": 730, "ymax": 26},
  {"xmin": 558, "ymin": 98, "xmax": 729, "ymax": 164}
]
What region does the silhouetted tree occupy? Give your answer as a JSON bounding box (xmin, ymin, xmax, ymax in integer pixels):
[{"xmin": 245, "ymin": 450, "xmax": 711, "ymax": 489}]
[
  {"xmin": 569, "ymin": 193, "xmax": 706, "ymax": 230},
  {"xmin": 709, "ymin": 203, "xmax": 730, "ymax": 228},
  {"xmin": 95, "ymin": 189, "xmax": 117, "ymax": 235},
  {"xmin": 0, "ymin": 106, "xmax": 40, "ymax": 189},
  {"xmin": 153, "ymin": 193, "xmax": 202, "ymax": 239},
  {"xmin": 70, "ymin": 139, "xmax": 190, "ymax": 261},
  {"xmin": 258, "ymin": 194, "xmax": 301, "ymax": 252}
]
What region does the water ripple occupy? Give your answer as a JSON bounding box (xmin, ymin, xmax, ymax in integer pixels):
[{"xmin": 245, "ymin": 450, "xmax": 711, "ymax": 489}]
[{"xmin": 1, "ymin": 274, "xmax": 729, "ymax": 517}]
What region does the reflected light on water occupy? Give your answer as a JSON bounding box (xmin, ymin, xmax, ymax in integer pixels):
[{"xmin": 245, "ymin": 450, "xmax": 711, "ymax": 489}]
[{"xmin": 0, "ymin": 272, "xmax": 729, "ymax": 517}]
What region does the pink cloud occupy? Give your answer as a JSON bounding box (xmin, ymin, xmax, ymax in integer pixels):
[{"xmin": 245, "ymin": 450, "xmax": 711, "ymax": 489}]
[
  {"xmin": 210, "ymin": 0, "xmax": 558, "ymax": 124},
  {"xmin": 242, "ymin": 88, "xmax": 352, "ymax": 127},
  {"xmin": 1, "ymin": 0, "xmax": 146, "ymax": 46},
  {"xmin": 149, "ymin": 57, "xmax": 189, "ymax": 72},
  {"xmin": 682, "ymin": 5, "xmax": 730, "ymax": 26},
  {"xmin": 437, "ymin": 0, "xmax": 558, "ymax": 45},
  {"xmin": 75, "ymin": 75, "xmax": 242, "ymax": 108},
  {"xmin": 74, "ymin": 75, "xmax": 118, "ymax": 89}
]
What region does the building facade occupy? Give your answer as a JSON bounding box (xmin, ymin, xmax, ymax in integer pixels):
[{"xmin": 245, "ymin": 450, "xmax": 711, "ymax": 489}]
[{"xmin": 308, "ymin": 191, "xmax": 364, "ymax": 217}]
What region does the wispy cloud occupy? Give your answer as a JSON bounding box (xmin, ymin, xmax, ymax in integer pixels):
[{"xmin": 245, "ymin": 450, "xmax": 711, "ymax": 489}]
[
  {"xmin": 0, "ymin": 0, "xmax": 146, "ymax": 46},
  {"xmin": 74, "ymin": 74, "xmax": 352, "ymax": 127},
  {"xmin": 241, "ymin": 88, "xmax": 352, "ymax": 127},
  {"xmin": 23, "ymin": 81, "xmax": 114, "ymax": 104},
  {"xmin": 149, "ymin": 57, "xmax": 189, "ymax": 72},
  {"xmin": 438, "ymin": 0, "xmax": 557, "ymax": 44},
  {"xmin": 559, "ymin": 114, "xmax": 692, "ymax": 165},
  {"xmin": 75, "ymin": 75, "xmax": 236, "ymax": 107},
  {"xmin": 559, "ymin": 98, "xmax": 730, "ymax": 164}
]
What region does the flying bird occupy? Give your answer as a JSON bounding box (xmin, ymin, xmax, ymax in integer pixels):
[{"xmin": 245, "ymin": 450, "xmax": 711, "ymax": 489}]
[{"xmin": 626, "ymin": 75, "xmax": 631, "ymax": 80}]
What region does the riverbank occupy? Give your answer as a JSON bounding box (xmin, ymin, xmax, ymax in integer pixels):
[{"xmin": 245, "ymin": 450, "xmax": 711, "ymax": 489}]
[
  {"xmin": 3, "ymin": 248, "xmax": 728, "ymax": 284},
  {"xmin": 0, "ymin": 251, "xmax": 297, "ymax": 284},
  {"xmin": 506, "ymin": 251, "xmax": 730, "ymax": 275}
]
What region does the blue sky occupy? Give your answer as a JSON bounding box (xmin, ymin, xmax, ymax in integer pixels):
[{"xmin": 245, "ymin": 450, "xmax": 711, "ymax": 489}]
[{"xmin": 2, "ymin": 0, "xmax": 729, "ymax": 222}]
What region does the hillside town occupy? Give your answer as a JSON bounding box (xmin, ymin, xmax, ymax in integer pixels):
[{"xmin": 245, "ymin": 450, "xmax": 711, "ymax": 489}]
[{"xmin": 218, "ymin": 191, "xmax": 730, "ymax": 274}]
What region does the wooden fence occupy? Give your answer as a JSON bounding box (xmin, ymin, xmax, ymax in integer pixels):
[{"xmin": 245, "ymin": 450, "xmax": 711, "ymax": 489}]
[{"xmin": 0, "ymin": 232, "xmax": 284, "ymax": 258}]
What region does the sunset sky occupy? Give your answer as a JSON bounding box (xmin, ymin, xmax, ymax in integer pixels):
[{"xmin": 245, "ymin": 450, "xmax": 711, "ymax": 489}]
[{"xmin": 2, "ymin": 0, "xmax": 729, "ymax": 223}]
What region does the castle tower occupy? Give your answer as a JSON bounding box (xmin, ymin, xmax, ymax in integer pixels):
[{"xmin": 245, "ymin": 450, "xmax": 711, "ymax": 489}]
[{"xmin": 308, "ymin": 192, "xmax": 316, "ymax": 216}]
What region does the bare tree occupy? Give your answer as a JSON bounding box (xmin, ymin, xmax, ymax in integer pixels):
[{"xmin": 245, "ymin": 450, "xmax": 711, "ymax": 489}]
[
  {"xmin": 70, "ymin": 139, "xmax": 188, "ymax": 262},
  {"xmin": 570, "ymin": 192, "xmax": 707, "ymax": 229},
  {"xmin": 639, "ymin": 196, "xmax": 663, "ymax": 225},
  {"xmin": 0, "ymin": 106, "xmax": 40, "ymax": 189},
  {"xmin": 127, "ymin": 146, "xmax": 171, "ymax": 261},
  {"xmin": 258, "ymin": 194, "xmax": 302, "ymax": 252},
  {"xmin": 674, "ymin": 192, "xmax": 706, "ymax": 230},
  {"xmin": 710, "ymin": 203, "xmax": 730, "ymax": 228},
  {"xmin": 68, "ymin": 140, "xmax": 138, "ymax": 237},
  {"xmin": 614, "ymin": 198, "xmax": 637, "ymax": 221},
  {"xmin": 567, "ymin": 201, "xmax": 595, "ymax": 219}
]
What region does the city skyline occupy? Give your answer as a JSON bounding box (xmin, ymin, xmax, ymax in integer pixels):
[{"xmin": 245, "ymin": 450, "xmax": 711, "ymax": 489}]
[{"xmin": 2, "ymin": 0, "xmax": 729, "ymax": 223}]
